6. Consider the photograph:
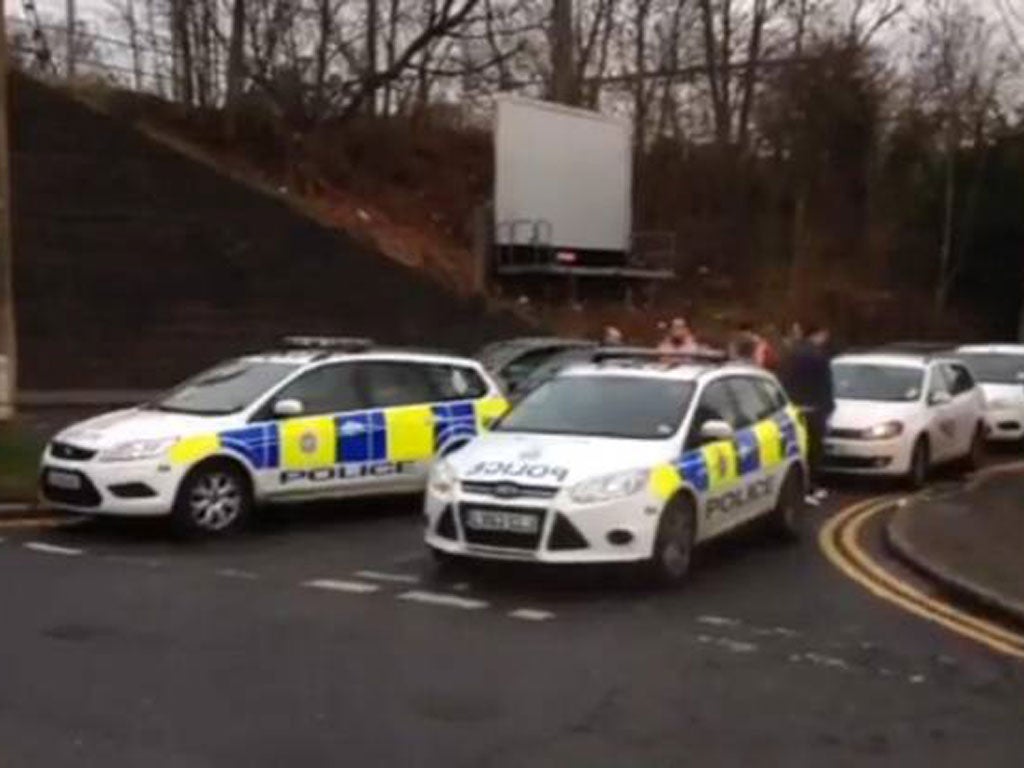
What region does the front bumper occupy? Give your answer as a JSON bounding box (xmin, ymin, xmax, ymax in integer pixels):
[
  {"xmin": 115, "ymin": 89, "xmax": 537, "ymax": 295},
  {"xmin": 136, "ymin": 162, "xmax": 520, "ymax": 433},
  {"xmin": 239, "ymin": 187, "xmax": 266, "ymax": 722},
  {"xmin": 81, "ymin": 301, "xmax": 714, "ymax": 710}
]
[
  {"xmin": 423, "ymin": 487, "xmax": 660, "ymax": 564},
  {"xmin": 39, "ymin": 454, "xmax": 184, "ymax": 516},
  {"xmin": 984, "ymin": 409, "xmax": 1024, "ymax": 442},
  {"xmin": 821, "ymin": 435, "xmax": 911, "ymax": 476}
]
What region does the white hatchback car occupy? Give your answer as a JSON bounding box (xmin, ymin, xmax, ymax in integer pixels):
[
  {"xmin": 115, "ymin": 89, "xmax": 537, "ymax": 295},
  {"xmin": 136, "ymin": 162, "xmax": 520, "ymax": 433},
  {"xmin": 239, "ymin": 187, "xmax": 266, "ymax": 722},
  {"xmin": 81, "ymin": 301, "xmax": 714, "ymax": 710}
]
[
  {"xmin": 950, "ymin": 345, "xmax": 1024, "ymax": 442},
  {"xmin": 424, "ymin": 353, "xmax": 809, "ymax": 585},
  {"xmin": 39, "ymin": 338, "xmax": 508, "ymax": 535},
  {"xmin": 824, "ymin": 352, "xmax": 986, "ymax": 486}
]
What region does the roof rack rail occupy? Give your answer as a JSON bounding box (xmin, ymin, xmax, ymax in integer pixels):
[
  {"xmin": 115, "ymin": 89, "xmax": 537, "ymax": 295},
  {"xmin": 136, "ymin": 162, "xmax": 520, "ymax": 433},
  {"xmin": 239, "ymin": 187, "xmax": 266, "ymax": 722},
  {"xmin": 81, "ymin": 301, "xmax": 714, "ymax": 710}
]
[
  {"xmin": 591, "ymin": 347, "xmax": 728, "ymax": 365},
  {"xmin": 282, "ymin": 336, "xmax": 374, "ymax": 352}
]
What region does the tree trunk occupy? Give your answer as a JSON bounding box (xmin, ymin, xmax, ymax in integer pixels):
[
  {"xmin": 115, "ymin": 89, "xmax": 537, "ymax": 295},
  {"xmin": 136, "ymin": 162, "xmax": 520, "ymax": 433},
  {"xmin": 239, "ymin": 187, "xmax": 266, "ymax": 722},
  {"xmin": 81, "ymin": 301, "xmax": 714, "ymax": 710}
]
[
  {"xmin": 937, "ymin": 144, "xmax": 954, "ymax": 313},
  {"xmin": 170, "ymin": 0, "xmax": 194, "ymax": 106},
  {"xmin": 551, "ymin": 0, "xmax": 574, "ymax": 104},
  {"xmin": 366, "ymin": 0, "xmax": 379, "ymax": 116},
  {"xmin": 382, "ymin": 0, "xmax": 400, "ymax": 115},
  {"xmin": 737, "ymin": 0, "xmax": 766, "ymax": 153},
  {"xmin": 935, "ymin": 141, "xmax": 956, "ymax": 313},
  {"xmin": 225, "ymin": 0, "xmax": 246, "ymax": 134}
]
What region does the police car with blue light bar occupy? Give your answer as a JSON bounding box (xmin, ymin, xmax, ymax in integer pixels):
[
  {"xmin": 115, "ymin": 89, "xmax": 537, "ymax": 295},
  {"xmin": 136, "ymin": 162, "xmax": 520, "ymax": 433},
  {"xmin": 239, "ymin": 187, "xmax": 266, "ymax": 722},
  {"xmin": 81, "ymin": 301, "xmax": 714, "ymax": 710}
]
[
  {"xmin": 39, "ymin": 337, "xmax": 508, "ymax": 536},
  {"xmin": 424, "ymin": 349, "xmax": 809, "ymax": 584}
]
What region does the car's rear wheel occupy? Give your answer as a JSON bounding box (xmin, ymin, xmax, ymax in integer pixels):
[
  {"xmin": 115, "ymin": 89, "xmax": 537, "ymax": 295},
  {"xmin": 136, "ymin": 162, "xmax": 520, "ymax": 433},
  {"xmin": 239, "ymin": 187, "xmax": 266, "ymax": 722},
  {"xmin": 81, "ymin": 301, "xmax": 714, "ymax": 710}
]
[
  {"xmin": 172, "ymin": 462, "xmax": 251, "ymax": 537},
  {"xmin": 906, "ymin": 438, "xmax": 930, "ymax": 490},
  {"xmin": 770, "ymin": 468, "xmax": 806, "ymax": 541},
  {"xmin": 647, "ymin": 496, "xmax": 697, "ymax": 587}
]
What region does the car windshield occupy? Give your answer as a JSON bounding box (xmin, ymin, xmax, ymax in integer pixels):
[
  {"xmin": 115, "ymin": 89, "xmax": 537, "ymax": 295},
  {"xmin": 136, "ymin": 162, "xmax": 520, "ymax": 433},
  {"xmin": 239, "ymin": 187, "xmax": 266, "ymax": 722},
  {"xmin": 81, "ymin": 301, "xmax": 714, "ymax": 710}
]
[
  {"xmin": 148, "ymin": 360, "xmax": 300, "ymax": 415},
  {"xmin": 832, "ymin": 363, "xmax": 923, "ymax": 402},
  {"xmin": 951, "ymin": 353, "xmax": 1024, "ymax": 384},
  {"xmin": 496, "ymin": 375, "xmax": 693, "ymax": 439}
]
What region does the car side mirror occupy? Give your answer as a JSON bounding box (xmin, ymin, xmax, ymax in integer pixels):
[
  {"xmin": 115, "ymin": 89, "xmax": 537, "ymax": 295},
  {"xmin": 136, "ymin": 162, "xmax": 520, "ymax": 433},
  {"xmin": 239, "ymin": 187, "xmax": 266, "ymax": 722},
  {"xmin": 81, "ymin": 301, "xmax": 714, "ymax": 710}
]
[
  {"xmin": 699, "ymin": 419, "xmax": 734, "ymax": 444},
  {"xmin": 929, "ymin": 391, "xmax": 952, "ymax": 407},
  {"xmin": 273, "ymin": 398, "xmax": 305, "ymax": 418}
]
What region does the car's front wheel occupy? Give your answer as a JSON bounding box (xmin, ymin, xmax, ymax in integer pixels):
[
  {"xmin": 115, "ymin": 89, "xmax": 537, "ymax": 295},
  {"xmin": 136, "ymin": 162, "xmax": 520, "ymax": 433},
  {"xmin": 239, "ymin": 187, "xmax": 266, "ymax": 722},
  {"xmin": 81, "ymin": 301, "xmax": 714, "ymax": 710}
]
[
  {"xmin": 769, "ymin": 468, "xmax": 806, "ymax": 541},
  {"xmin": 172, "ymin": 461, "xmax": 252, "ymax": 537},
  {"xmin": 963, "ymin": 424, "xmax": 985, "ymax": 472},
  {"xmin": 647, "ymin": 496, "xmax": 697, "ymax": 587},
  {"xmin": 906, "ymin": 438, "xmax": 930, "ymax": 490}
]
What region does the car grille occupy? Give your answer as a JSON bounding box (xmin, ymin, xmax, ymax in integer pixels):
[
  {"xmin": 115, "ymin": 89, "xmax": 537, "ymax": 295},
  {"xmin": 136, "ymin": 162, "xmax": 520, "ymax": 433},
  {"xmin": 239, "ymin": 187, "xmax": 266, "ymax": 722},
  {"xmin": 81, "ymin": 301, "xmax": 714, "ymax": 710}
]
[
  {"xmin": 458, "ymin": 504, "xmax": 546, "ymax": 550},
  {"xmin": 50, "ymin": 441, "xmax": 97, "ymax": 461},
  {"xmin": 824, "ymin": 455, "xmax": 890, "ymax": 470},
  {"xmin": 827, "ymin": 428, "xmax": 863, "ymax": 440},
  {"xmin": 40, "ymin": 468, "xmax": 102, "ymax": 508},
  {"xmin": 460, "ymin": 481, "xmax": 559, "ymax": 500}
]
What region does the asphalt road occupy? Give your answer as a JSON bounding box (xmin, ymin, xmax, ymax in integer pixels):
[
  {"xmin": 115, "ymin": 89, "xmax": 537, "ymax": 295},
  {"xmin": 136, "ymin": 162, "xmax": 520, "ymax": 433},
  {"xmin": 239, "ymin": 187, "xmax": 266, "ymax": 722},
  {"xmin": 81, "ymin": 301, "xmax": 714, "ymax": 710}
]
[{"xmin": 1, "ymin": 477, "xmax": 1023, "ymax": 767}]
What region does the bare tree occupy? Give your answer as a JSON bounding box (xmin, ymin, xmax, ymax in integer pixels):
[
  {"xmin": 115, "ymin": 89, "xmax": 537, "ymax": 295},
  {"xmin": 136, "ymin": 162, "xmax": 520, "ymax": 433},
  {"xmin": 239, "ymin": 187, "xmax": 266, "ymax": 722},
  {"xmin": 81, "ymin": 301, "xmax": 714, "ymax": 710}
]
[{"xmin": 913, "ymin": 0, "xmax": 1011, "ymax": 311}]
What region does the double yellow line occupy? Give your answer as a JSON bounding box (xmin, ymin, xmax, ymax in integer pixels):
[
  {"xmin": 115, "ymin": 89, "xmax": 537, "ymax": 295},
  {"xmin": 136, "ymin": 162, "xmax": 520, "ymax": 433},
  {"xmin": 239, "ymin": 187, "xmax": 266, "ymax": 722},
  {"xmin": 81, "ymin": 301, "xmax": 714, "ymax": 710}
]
[{"xmin": 820, "ymin": 496, "xmax": 1024, "ymax": 660}]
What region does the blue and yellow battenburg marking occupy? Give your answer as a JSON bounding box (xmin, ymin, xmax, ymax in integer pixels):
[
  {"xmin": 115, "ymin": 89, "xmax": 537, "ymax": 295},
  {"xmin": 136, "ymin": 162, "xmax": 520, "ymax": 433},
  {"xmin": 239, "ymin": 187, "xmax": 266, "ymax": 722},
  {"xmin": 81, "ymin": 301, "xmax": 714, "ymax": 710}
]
[
  {"xmin": 648, "ymin": 408, "xmax": 807, "ymax": 501},
  {"xmin": 167, "ymin": 397, "xmax": 508, "ymax": 470}
]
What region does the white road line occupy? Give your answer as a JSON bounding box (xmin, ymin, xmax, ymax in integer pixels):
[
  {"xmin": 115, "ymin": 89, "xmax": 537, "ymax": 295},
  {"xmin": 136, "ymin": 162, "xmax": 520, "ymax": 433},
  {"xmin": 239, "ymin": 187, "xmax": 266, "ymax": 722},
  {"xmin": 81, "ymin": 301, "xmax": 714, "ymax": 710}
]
[
  {"xmin": 508, "ymin": 608, "xmax": 555, "ymax": 622},
  {"xmin": 303, "ymin": 578, "xmax": 381, "ymax": 594},
  {"xmin": 24, "ymin": 542, "xmax": 84, "ymax": 556},
  {"xmin": 397, "ymin": 590, "xmax": 489, "ymax": 610},
  {"xmin": 354, "ymin": 570, "xmax": 420, "ymax": 585},
  {"xmin": 0, "ymin": 503, "xmax": 32, "ymax": 513},
  {"xmin": 217, "ymin": 568, "xmax": 259, "ymax": 581},
  {"xmin": 697, "ymin": 615, "xmax": 741, "ymax": 628}
]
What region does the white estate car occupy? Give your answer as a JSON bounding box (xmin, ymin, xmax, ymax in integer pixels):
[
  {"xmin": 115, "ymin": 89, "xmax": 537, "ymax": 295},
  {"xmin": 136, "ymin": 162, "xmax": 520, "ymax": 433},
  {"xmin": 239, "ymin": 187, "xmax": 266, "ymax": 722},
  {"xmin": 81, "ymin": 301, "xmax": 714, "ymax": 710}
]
[
  {"xmin": 824, "ymin": 352, "xmax": 986, "ymax": 486},
  {"xmin": 951, "ymin": 345, "xmax": 1024, "ymax": 442},
  {"xmin": 40, "ymin": 339, "xmax": 508, "ymax": 535},
  {"xmin": 424, "ymin": 354, "xmax": 809, "ymax": 585}
]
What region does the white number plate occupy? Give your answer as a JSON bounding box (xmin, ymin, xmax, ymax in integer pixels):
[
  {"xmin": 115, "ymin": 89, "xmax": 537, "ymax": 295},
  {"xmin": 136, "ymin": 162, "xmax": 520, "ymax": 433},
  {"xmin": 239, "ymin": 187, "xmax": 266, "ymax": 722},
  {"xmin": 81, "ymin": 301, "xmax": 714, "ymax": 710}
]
[
  {"xmin": 466, "ymin": 509, "xmax": 539, "ymax": 534},
  {"xmin": 47, "ymin": 470, "xmax": 82, "ymax": 490}
]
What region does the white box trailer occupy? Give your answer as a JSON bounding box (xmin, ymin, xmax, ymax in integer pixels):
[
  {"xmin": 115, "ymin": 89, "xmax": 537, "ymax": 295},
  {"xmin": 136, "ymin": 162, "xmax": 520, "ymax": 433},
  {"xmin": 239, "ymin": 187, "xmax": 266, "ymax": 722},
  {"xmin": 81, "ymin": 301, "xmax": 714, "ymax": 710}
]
[{"xmin": 494, "ymin": 96, "xmax": 632, "ymax": 259}]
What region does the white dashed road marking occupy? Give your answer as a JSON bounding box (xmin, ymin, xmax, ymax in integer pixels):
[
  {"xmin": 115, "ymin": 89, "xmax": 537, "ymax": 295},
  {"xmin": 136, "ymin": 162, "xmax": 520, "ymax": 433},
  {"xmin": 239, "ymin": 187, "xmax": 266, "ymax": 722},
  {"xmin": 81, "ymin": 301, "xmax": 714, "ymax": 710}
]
[
  {"xmin": 217, "ymin": 568, "xmax": 259, "ymax": 581},
  {"xmin": 508, "ymin": 609, "xmax": 555, "ymax": 622},
  {"xmin": 397, "ymin": 590, "xmax": 489, "ymax": 611},
  {"xmin": 355, "ymin": 570, "xmax": 420, "ymax": 585},
  {"xmin": 698, "ymin": 635, "xmax": 759, "ymax": 654},
  {"xmin": 697, "ymin": 615, "xmax": 741, "ymax": 628},
  {"xmin": 303, "ymin": 579, "xmax": 381, "ymax": 594},
  {"xmin": 24, "ymin": 542, "xmax": 84, "ymax": 556}
]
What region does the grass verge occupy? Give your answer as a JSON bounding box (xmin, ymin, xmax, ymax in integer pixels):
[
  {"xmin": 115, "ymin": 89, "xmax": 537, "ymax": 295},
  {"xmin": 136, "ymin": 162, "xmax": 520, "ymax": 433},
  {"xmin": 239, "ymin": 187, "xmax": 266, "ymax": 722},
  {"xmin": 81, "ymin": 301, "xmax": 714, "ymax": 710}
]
[{"xmin": 0, "ymin": 423, "xmax": 43, "ymax": 502}]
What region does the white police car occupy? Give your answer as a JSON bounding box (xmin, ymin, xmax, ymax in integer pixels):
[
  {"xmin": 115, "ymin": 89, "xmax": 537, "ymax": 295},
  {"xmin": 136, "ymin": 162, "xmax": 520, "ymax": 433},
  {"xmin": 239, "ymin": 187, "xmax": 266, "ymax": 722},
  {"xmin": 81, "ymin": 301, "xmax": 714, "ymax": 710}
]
[
  {"xmin": 951, "ymin": 344, "xmax": 1024, "ymax": 442},
  {"xmin": 424, "ymin": 352, "xmax": 808, "ymax": 584},
  {"xmin": 40, "ymin": 338, "xmax": 508, "ymax": 535},
  {"xmin": 824, "ymin": 352, "xmax": 986, "ymax": 486}
]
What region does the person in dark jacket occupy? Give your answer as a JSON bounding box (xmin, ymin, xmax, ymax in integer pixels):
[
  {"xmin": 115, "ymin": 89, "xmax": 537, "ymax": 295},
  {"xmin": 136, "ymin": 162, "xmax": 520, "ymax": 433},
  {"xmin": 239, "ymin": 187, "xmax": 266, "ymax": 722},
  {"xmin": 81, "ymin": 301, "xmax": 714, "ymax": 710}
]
[{"xmin": 780, "ymin": 324, "xmax": 834, "ymax": 502}]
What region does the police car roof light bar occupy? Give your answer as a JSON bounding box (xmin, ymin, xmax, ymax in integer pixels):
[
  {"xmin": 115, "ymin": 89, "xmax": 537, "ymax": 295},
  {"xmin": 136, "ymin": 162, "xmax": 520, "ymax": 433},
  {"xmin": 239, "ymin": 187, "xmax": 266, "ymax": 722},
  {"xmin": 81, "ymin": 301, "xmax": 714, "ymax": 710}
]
[{"xmin": 282, "ymin": 336, "xmax": 375, "ymax": 353}]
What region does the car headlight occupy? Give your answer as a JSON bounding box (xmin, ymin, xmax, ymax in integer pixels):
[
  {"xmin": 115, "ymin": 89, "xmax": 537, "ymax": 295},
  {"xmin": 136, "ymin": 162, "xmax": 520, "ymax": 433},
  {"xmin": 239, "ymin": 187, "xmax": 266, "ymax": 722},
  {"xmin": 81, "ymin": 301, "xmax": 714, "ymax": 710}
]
[
  {"xmin": 97, "ymin": 437, "xmax": 179, "ymax": 462},
  {"xmin": 862, "ymin": 421, "xmax": 903, "ymax": 440},
  {"xmin": 569, "ymin": 469, "xmax": 650, "ymax": 505},
  {"xmin": 987, "ymin": 398, "xmax": 1012, "ymax": 411},
  {"xmin": 429, "ymin": 460, "xmax": 458, "ymax": 497}
]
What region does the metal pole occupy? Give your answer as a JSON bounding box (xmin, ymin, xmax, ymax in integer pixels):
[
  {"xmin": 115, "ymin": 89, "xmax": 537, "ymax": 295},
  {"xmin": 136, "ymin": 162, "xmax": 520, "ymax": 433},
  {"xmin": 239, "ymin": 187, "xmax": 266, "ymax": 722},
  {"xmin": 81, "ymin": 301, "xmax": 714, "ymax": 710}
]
[
  {"xmin": 66, "ymin": 0, "xmax": 76, "ymax": 79},
  {"xmin": 0, "ymin": 0, "xmax": 16, "ymax": 419}
]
